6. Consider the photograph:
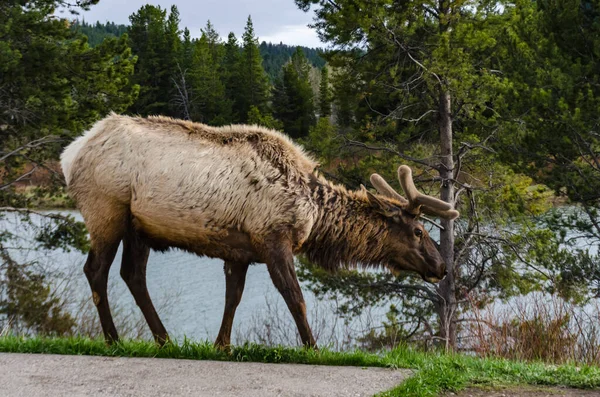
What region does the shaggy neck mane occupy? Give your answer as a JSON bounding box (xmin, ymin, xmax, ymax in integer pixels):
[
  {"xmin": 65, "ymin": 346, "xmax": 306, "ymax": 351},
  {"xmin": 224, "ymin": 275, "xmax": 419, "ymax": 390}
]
[{"xmin": 302, "ymin": 175, "xmax": 390, "ymax": 271}]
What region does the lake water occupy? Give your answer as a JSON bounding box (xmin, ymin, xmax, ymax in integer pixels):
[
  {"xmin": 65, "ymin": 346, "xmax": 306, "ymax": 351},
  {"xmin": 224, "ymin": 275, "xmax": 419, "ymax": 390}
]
[
  {"xmin": 1, "ymin": 210, "xmax": 384, "ymax": 347},
  {"xmin": 5, "ymin": 209, "xmax": 596, "ymax": 351}
]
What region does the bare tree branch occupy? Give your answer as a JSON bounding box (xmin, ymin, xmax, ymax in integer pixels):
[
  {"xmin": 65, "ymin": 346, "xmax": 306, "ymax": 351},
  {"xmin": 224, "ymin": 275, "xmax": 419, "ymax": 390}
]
[
  {"xmin": 20, "ymin": 153, "xmax": 66, "ymax": 186},
  {"xmin": 374, "ymin": 15, "xmax": 443, "ymax": 86},
  {"xmin": 0, "ymin": 136, "xmax": 62, "ymax": 163},
  {"xmin": 171, "ymin": 63, "xmax": 193, "ymax": 121},
  {"xmin": 343, "ymin": 137, "xmax": 438, "ymax": 170},
  {"xmin": 0, "ymin": 207, "xmax": 74, "ymax": 222},
  {"xmin": 0, "ymin": 166, "xmax": 38, "ymax": 190}
]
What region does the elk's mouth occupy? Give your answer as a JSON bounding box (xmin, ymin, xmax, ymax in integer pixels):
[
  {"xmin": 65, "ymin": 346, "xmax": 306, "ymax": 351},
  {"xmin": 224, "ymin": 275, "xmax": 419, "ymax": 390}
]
[{"xmin": 421, "ymin": 270, "xmax": 446, "ymax": 284}]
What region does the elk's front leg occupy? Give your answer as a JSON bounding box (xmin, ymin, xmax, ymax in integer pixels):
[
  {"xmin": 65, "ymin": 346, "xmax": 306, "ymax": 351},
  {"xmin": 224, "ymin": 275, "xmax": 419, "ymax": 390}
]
[
  {"xmin": 215, "ymin": 261, "xmax": 250, "ymax": 350},
  {"xmin": 264, "ymin": 236, "xmax": 317, "ymax": 348}
]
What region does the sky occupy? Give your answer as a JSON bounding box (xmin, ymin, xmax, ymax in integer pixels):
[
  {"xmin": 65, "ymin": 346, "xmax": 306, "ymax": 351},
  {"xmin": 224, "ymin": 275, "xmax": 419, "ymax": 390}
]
[{"xmin": 58, "ymin": 0, "xmax": 324, "ymax": 48}]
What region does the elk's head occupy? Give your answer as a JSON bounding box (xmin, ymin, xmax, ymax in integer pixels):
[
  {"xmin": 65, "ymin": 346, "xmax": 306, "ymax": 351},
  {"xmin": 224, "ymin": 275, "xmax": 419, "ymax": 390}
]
[{"xmin": 364, "ymin": 165, "xmax": 459, "ymax": 283}]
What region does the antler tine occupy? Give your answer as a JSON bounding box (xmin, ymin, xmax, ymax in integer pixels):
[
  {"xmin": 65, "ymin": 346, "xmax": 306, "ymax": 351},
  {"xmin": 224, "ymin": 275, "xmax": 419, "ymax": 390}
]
[
  {"xmin": 397, "ymin": 165, "xmax": 459, "ymax": 220},
  {"xmin": 369, "ymin": 174, "xmax": 408, "ymax": 205},
  {"xmin": 421, "ymin": 206, "xmax": 460, "ymax": 220}
]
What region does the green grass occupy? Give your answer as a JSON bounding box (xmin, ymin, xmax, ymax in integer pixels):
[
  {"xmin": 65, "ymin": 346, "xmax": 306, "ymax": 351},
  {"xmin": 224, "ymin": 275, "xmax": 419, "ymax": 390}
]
[{"xmin": 0, "ymin": 335, "xmax": 598, "ymax": 396}]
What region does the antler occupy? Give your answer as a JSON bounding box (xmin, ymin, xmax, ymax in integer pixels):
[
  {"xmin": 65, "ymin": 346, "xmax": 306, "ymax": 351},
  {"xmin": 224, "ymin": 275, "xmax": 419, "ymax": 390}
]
[
  {"xmin": 370, "ymin": 174, "xmax": 408, "ymax": 205},
  {"xmin": 370, "ymin": 165, "xmax": 459, "ymax": 220}
]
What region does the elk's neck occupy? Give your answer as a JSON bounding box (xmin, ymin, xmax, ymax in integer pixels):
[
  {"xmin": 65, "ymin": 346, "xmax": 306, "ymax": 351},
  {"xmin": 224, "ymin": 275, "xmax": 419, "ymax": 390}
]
[{"xmin": 303, "ymin": 176, "xmax": 389, "ymax": 271}]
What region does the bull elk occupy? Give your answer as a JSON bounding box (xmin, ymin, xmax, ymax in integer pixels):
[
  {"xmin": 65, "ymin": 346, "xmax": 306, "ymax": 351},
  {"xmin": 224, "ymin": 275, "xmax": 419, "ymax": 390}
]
[{"xmin": 61, "ymin": 113, "xmax": 459, "ymax": 349}]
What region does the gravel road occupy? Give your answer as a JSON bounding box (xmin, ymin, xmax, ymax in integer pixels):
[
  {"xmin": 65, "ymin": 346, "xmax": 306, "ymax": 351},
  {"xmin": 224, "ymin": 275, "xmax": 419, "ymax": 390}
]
[{"xmin": 0, "ymin": 353, "xmax": 411, "ymax": 397}]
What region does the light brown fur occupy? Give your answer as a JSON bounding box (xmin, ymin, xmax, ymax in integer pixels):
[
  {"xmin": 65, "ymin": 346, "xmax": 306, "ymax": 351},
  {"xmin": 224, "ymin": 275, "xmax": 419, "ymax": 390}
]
[{"xmin": 61, "ymin": 113, "xmax": 450, "ymax": 348}]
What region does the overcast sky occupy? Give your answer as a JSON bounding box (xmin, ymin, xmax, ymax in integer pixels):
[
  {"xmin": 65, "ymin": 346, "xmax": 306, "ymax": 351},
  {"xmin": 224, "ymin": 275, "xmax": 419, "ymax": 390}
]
[{"xmin": 59, "ymin": 0, "xmax": 323, "ymax": 48}]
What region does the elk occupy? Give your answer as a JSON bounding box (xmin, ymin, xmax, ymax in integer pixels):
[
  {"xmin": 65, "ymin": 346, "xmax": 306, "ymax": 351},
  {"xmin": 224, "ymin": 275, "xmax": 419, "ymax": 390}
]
[{"xmin": 61, "ymin": 113, "xmax": 459, "ymax": 349}]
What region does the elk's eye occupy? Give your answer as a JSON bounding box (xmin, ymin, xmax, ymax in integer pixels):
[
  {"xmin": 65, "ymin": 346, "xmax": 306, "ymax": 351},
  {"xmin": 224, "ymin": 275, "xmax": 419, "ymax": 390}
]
[{"xmin": 414, "ymin": 229, "xmax": 423, "ymax": 238}]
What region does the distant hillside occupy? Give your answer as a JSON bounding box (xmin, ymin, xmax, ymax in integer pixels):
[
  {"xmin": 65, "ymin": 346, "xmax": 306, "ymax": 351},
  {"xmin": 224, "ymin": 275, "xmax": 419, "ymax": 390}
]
[
  {"xmin": 71, "ymin": 20, "xmax": 128, "ymax": 47},
  {"xmin": 70, "ymin": 20, "xmax": 325, "ymax": 80},
  {"xmin": 260, "ymin": 42, "xmax": 325, "ymax": 79}
]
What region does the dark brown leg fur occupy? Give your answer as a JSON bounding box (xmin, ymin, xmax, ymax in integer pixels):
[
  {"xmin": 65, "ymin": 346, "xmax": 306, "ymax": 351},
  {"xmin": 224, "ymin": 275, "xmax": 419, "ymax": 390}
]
[
  {"xmin": 264, "ymin": 235, "xmax": 317, "ymax": 349},
  {"xmin": 84, "ymin": 233, "xmax": 122, "ymax": 344},
  {"xmin": 120, "ymin": 226, "xmax": 169, "ymax": 345},
  {"xmin": 214, "ymin": 261, "xmax": 250, "ymax": 350}
]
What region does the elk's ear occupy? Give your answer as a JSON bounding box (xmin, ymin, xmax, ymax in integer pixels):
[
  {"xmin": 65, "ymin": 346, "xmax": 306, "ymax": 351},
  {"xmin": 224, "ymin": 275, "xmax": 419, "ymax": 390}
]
[{"xmin": 363, "ymin": 186, "xmax": 397, "ymax": 217}]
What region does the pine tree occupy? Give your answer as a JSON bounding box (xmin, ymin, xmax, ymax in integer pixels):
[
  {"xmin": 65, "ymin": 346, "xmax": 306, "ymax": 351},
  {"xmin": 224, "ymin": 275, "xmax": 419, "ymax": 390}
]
[
  {"xmin": 1, "ymin": 1, "xmax": 137, "ymax": 142},
  {"xmin": 295, "ymin": 0, "xmax": 514, "ymax": 349},
  {"xmin": 271, "ymin": 75, "xmax": 291, "ymax": 129},
  {"xmin": 247, "ymin": 105, "xmax": 283, "ymax": 130},
  {"xmin": 180, "ymin": 28, "xmax": 194, "ymax": 70},
  {"xmin": 190, "ymin": 33, "xmax": 226, "ymax": 124},
  {"xmin": 165, "ymin": 6, "xmax": 181, "ymax": 60},
  {"xmin": 127, "ymin": 5, "xmax": 180, "ymax": 116},
  {"xmin": 496, "ymin": 1, "xmax": 600, "ymax": 299},
  {"xmin": 318, "ymin": 65, "xmax": 333, "ymax": 118},
  {"xmin": 273, "ymin": 47, "xmax": 316, "ymax": 138},
  {"xmin": 201, "ymin": 21, "xmax": 231, "ymax": 124},
  {"xmin": 1, "ymin": 0, "xmax": 137, "ymax": 335},
  {"xmin": 202, "ymin": 20, "xmax": 222, "ymax": 64},
  {"xmin": 258, "ymin": 41, "xmax": 326, "ymax": 80},
  {"xmin": 71, "ymin": 20, "xmax": 128, "ymax": 47},
  {"xmin": 238, "ymin": 16, "xmax": 270, "ymax": 122},
  {"xmin": 222, "ymin": 32, "xmax": 242, "ymax": 123},
  {"xmin": 330, "ymin": 67, "xmax": 357, "ymax": 128}
]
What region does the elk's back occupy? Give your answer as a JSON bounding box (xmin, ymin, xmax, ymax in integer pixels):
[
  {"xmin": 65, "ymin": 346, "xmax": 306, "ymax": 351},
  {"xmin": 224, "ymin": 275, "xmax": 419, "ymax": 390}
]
[{"xmin": 61, "ymin": 114, "xmax": 319, "ymax": 256}]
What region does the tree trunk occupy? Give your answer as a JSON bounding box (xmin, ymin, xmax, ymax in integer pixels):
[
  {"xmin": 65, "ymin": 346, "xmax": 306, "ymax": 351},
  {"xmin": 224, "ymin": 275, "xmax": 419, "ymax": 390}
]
[{"xmin": 436, "ymin": 88, "xmax": 457, "ymax": 351}]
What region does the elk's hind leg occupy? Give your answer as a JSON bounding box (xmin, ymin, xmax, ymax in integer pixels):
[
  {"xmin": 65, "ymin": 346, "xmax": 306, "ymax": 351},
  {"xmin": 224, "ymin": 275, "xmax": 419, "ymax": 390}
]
[
  {"xmin": 215, "ymin": 260, "xmax": 250, "ymax": 350},
  {"xmin": 82, "ymin": 199, "xmax": 127, "ymax": 344},
  {"xmin": 120, "ymin": 225, "xmax": 169, "ymax": 345}
]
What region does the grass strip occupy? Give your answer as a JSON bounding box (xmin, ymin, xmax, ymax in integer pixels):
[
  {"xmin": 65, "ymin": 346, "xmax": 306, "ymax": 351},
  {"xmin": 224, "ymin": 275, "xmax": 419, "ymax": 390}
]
[
  {"xmin": 380, "ymin": 348, "xmax": 600, "ymax": 396},
  {"xmin": 0, "ymin": 335, "xmax": 598, "ymax": 396}
]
